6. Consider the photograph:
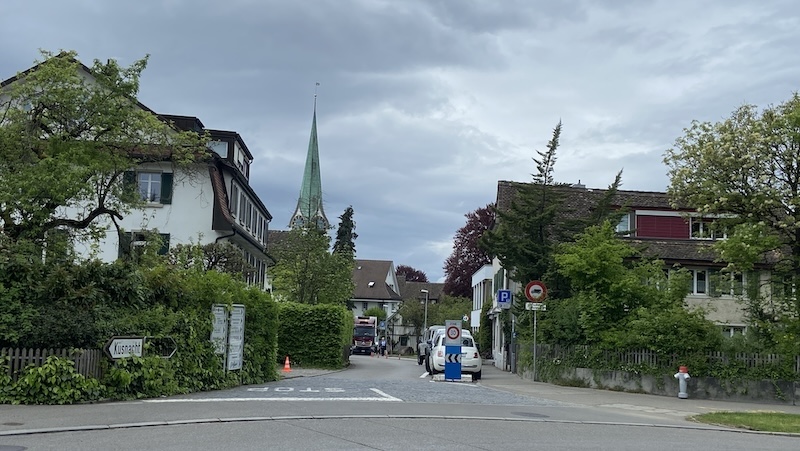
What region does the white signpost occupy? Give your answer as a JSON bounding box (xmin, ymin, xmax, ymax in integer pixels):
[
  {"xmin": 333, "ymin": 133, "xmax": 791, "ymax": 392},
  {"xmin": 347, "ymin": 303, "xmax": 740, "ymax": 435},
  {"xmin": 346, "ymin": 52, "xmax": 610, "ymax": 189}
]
[
  {"xmin": 226, "ymin": 304, "xmax": 245, "ymax": 371},
  {"xmin": 211, "ymin": 305, "xmax": 228, "ymax": 355},
  {"xmin": 211, "ymin": 304, "xmax": 246, "ymax": 371}
]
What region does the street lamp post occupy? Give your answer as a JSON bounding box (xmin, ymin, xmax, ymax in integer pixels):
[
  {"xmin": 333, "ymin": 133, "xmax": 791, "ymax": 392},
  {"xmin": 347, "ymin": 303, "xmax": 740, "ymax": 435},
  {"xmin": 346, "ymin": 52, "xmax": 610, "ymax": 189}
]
[{"xmin": 420, "ymin": 289, "xmax": 429, "ymax": 333}]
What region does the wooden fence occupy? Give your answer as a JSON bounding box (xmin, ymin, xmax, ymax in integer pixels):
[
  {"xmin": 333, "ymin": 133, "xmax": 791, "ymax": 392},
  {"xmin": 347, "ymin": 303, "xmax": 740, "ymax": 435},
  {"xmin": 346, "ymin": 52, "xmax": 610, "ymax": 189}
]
[{"xmin": 1, "ymin": 348, "xmax": 104, "ymax": 380}]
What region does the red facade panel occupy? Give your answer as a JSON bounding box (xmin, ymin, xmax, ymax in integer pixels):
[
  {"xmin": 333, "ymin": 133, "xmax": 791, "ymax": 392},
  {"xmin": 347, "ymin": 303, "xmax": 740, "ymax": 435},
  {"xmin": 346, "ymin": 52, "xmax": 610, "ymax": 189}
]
[{"xmin": 636, "ymin": 215, "xmax": 689, "ymax": 239}]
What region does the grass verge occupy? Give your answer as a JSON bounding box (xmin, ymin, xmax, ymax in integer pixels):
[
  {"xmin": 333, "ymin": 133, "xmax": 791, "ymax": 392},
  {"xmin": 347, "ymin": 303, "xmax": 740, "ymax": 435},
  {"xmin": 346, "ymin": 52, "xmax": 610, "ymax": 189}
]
[{"xmin": 691, "ymin": 412, "xmax": 800, "ymax": 433}]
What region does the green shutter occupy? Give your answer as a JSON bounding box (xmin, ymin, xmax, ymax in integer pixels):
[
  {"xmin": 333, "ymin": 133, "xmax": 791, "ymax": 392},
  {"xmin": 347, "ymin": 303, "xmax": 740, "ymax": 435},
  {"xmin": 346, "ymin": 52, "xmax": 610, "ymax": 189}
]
[
  {"xmin": 118, "ymin": 232, "xmax": 132, "ymax": 259},
  {"xmin": 158, "ymin": 233, "xmax": 170, "ymax": 255},
  {"xmin": 160, "ymin": 172, "xmax": 173, "ymax": 204},
  {"xmin": 123, "ymin": 171, "xmax": 136, "ymax": 200}
]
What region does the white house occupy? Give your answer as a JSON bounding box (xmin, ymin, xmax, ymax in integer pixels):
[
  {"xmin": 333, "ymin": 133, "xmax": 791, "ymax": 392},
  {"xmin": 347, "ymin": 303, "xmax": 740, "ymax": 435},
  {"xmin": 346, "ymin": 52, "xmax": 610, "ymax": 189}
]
[
  {"xmin": 1, "ymin": 58, "xmax": 274, "ymax": 290},
  {"xmin": 81, "ymin": 115, "xmax": 274, "ymax": 290}
]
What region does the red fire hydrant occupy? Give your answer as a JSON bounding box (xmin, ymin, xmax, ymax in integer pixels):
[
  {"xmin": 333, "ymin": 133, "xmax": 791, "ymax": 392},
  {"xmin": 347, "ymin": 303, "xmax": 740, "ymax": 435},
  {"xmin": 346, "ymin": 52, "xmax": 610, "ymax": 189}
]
[{"xmin": 674, "ymin": 366, "xmax": 690, "ymax": 399}]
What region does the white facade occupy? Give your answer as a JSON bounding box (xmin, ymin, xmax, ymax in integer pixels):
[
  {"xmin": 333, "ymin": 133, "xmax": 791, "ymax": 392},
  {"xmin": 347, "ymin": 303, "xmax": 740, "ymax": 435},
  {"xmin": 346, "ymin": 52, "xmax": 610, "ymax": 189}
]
[
  {"xmin": 70, "ymin": 163, "xmax": 214, "ymax": 260},
  {"xmin": 470, "ymin": 264, "xmax": 493, "ymax": 333}
]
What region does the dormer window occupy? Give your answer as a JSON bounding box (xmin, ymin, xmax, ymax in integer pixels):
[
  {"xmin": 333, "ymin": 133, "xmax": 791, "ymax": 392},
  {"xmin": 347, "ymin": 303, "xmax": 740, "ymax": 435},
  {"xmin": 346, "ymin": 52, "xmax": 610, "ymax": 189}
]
[
  {"xmin": 615, "ymin": 213, "xmax": 631, "ymax": 236},
  {"xmin": 691, "ymin": 218, "xmax": 727, "ymax": 240}
]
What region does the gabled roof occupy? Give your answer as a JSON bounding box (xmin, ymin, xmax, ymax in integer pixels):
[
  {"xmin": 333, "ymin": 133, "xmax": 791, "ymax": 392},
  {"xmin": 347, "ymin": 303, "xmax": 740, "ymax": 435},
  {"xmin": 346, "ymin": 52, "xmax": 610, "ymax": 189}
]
[
  {"xmin": 352, "ymin": 259, "xmax": 402, "ymax": 301},
  {"xmin": 398, "ymin": 278, "xmax": 445, "ymax": 302},
  {"xmin": 493, "ymin": 180, "xmax": 720, "ymax": 265},
  {"xmin": 1, "ymin": 53, "xmax": 160, "ymax": 117},
  {"xmin": 495, "ymin": 180, "xmax": 691, "ymax": 216}
]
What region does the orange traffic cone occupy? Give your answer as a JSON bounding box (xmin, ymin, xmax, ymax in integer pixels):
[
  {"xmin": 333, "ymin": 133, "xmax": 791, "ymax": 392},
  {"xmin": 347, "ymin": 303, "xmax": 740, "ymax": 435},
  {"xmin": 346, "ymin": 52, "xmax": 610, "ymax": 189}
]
[{"xmin": 282, "ymin": 356, "xmax": 291, "ymax": 373}]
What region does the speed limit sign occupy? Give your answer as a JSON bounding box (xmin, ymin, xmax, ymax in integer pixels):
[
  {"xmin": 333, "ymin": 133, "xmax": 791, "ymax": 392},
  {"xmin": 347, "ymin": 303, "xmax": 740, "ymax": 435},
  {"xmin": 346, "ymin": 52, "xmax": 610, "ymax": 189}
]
[{"xmin": 444, "ymin": 320, "xmax": 461, "ymax": 345}]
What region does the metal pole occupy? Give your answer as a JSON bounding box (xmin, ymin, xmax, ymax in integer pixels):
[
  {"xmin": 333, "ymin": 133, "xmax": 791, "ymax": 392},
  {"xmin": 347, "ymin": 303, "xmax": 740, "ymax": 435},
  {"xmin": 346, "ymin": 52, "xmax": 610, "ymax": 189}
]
[
  {"xmin": 533, "ymin": 309, "xmax": 538, "ymax": 382},
  {"xmin": 511, "ymin": 314, "xmax": 516, "ymax": 374},
  {"xmin": 423, "ymin": 291, "xmax": 429, "ymax": 332}
]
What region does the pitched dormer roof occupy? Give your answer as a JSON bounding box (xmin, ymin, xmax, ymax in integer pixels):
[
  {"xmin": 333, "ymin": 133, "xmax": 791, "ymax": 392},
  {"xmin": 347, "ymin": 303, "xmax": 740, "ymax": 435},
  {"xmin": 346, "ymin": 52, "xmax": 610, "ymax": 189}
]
[{"xmin": 352, "ymin": 259, "xmax": 401, "ymax": 301}]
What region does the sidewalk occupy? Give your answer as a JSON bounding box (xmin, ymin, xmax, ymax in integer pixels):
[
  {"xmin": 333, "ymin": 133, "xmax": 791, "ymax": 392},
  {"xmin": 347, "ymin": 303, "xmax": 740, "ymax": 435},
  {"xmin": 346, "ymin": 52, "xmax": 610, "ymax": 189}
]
[{"xmin": 476, "ymin": 362, "xmax": 800, "ymax": 417}]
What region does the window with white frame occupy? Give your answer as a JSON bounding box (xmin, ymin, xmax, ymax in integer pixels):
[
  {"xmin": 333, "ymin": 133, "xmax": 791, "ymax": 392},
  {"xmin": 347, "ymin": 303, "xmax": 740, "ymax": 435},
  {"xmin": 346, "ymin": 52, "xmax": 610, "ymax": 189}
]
[
  {"xmin": 138, "ymin": 172, "xmax": 162, "ymax": 203},
  {"xmin": 124, "ymin": 171, "xmax": 173, "ymax": 205},
  {"xmin": 690, "ymin": 269, "xmax": 707, "ymax": 294},
  {"xmin": 691, "ymin": 218, "xmax": 727, "ymax": 240},
  {"xmin": 230, "ymin": 184, "xmax": 239, "ymax": 218},
  {"xmin": 722, "ymin": 326, "xmax": 745, "ymax": 337},
  {"xmin": 707, "ymin": 269, "xmax": 747, "ymax": 296},
  {"xmin": 118, "ymin": 231, "xmax": 170, "ymax": 258},
  {"xmin": 239, "ymin": 192, "xmax": 246, "ymax": 224},
  {"xmin": 615, "ymin": 213, "xmax": 631, "ymax": 236}
]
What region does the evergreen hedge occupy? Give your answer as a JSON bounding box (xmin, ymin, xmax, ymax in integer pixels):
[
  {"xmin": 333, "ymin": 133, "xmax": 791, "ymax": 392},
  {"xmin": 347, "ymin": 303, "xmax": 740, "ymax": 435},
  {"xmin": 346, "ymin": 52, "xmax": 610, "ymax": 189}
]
[{"xmin": 277, "ymin": 303, "xmax": 353, "ymax": 369}]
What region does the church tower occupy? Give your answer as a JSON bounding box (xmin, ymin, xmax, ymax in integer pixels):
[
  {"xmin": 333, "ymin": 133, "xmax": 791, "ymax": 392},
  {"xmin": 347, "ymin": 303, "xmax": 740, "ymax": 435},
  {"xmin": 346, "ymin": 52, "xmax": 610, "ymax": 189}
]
[{"xmin": 289, "ymin": 90, "xmax": 329, "ymax": 230}]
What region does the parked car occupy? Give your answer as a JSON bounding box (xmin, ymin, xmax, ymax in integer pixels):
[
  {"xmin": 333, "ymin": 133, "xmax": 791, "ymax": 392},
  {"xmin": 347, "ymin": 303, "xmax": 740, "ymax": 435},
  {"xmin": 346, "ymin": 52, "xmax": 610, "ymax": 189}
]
[
  {"xmin": 426, "ymin": 329, "xmax": 480, "ymax": 380},
  {"xmin": 424, "ymin": 328, "xmax": 475, "ymax": 373},
  {"xmin": 418, "ymin": 325, "xmax": 444, "ymax": 366}
]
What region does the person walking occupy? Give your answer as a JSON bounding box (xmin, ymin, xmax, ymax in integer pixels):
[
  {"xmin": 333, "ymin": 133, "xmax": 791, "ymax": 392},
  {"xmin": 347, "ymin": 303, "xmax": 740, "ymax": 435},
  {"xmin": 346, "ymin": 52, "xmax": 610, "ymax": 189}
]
[{"xmin": 380, "ymin": 336, "xmax": 387, "ymax": 358}]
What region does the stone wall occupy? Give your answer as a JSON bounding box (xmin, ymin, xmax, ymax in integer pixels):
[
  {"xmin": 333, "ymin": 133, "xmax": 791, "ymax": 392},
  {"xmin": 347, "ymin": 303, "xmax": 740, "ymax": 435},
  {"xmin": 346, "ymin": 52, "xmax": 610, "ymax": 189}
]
[{"xmin": 521, "ymin": 367, "xmax": 799, "ymax": 405}]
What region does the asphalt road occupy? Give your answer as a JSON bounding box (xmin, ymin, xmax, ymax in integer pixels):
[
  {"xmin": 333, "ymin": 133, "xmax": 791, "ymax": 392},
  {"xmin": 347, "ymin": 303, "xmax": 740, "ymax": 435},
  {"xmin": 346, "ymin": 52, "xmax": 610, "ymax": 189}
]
[{"xmin": 1, "ymin": 355, "xmax": 798, "ymax": 450}]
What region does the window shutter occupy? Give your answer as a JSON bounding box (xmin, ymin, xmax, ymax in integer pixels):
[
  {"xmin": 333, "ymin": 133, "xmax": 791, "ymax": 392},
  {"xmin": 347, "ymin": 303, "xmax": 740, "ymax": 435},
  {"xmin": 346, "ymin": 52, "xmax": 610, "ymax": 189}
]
[
  {"xmin": 158, "ymin": 233, "xmax": 171, "ymax": 255},
  {"xmin": 123, "ymin": 171, "xmax": 136, "ymax": 199},
  {"xmin": 160, "ymin": 172, "xmax": 173, "ymax": 204},
  {"xmin": 118, "ymin": 232, "xmax": 132, "ymax": 259}
]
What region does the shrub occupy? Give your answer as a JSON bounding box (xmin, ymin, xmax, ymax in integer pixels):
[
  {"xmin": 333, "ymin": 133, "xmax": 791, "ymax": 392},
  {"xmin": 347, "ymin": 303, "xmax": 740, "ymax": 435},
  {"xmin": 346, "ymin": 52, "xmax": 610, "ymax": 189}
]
[
  {"xmin": 103, "ymin": 354, "xmax": 180, "ymax": 399},
  {"xmin": 5, "ymin": 356, "xmax": 103, "ymax": 405},
  {"xmin": 278, "ymin": 303, "xmax": 352, "ymax": 368}
]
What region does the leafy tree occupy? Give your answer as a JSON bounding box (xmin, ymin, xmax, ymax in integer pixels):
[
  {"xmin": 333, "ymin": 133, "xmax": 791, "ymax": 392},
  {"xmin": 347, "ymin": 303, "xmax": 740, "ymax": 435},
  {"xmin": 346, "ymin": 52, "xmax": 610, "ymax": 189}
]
[
  {"xmin": 424, "ymin": 295, "xmax": 471, "ymax": 326},
  {"xmin": 553, "ymin": 221, "xmax": 708, "ymax": 348},
  {"xmin": 443, "ymin": 204, "xmax": 494, "ymax": 297},
  {"xmin": 396, "ymin": 264, "xmax": 428, "ymax": 282},
  {"xmin": 477, "ymin": 301, "xmax": 492, "ymax": 356},
  {"xmin": 168, "ymin": 242, "xmax": 255, "ymax": 278},
  {"xmin": 269, "ymin": 226, "xmax": 354, "ymax": 305},
  {"xmin": 363, "ymin": 306, "xmax": 386, "ymax": 322},
  {"xmin": 332, "ymin": 206, "xmax": 358, "ymax": 257},
  {"xmin": 396, "ymin": 297, "xmax": 424, "ymax": 337},
  {"xmin": 664, "ymin": 93, "xmax": 800, "ymax": 345},
  {"xmin": 0, "ymin": 50, "xmax": 207, "ymax": 247}
]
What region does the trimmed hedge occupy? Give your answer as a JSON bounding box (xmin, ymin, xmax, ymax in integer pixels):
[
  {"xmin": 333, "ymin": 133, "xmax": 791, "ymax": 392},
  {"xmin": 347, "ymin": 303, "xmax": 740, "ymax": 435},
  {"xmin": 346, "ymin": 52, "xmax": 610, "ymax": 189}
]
[
  {"xmin": 0, "ymin": 247, "xmax": 281, "ymax": 404},
  {"xmin": 277, "ymin": 303, "xmax": 353, "ymax": 369}
]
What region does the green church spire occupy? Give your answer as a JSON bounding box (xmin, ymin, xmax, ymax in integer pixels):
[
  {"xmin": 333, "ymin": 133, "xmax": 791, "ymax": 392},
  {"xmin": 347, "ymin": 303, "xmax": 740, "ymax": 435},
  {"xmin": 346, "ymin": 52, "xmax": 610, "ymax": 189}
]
[{"xmin": 290, "ymin": 87, "xmax": 329, "ymax": 230}]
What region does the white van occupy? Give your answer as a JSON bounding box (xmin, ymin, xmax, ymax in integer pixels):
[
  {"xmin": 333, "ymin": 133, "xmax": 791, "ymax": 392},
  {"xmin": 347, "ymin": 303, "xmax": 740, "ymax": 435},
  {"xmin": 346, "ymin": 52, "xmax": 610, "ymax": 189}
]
[{"xmin": 417, "ymin": 325, "xmax": 444, "ymax": 365}]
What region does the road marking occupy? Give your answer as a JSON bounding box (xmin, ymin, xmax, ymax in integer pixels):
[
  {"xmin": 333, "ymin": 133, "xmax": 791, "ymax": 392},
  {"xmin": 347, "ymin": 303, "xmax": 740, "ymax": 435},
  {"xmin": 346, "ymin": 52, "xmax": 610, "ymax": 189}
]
[
  {"xmin": 370, "ymin": 388, "xmax": 401, "ymax": 401},
  {"xmin": 419, "ymin": 372, "xmax": 430, "ymax": 378},
  {"xmin": 246, "ymin": 387, "xmax": 345, "ymax": 393},
  {"xmin": 144, "ymin": 388, "xmax": 402, "ymax": 403}
]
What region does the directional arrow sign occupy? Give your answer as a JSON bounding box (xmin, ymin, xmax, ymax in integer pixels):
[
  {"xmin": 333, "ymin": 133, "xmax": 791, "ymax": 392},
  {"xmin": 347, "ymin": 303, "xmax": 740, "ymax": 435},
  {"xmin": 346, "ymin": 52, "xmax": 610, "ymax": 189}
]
[
  {"xmin": 446, "ymin": 353, "xmax": 462, "ymax": 364},
  {"xmin": 104, "ymin": 336, "xmax": 144, "ymax": 360},
  {"xmin": 147, "ymin": 336, "xmax": 178, "ymax": 359}
]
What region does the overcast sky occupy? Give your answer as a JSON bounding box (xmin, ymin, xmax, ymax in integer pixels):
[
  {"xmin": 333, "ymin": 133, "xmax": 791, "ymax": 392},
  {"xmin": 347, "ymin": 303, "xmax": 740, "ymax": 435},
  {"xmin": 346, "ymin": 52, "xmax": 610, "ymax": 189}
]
[{"xmin": 2, "ymin": 1, "xmax": 799, "ymax": 283}]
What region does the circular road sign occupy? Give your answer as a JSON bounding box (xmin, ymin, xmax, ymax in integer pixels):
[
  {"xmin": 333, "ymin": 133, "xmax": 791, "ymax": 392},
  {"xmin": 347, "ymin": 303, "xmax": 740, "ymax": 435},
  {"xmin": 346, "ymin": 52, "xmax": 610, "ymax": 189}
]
[
  {"xmin": 525, "ymin": 280, "xmax": 547, "ymax": 302},
  {"xmin": 446, "ymin": 325, "xmax": 460, "ymax": 340}
]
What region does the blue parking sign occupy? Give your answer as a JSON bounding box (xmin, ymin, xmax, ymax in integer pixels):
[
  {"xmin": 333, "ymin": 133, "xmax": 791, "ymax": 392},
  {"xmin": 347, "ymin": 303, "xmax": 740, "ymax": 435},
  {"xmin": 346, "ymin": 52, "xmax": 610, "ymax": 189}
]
[{"xmin": 497, "ymin": 289, "xmax": 512, "ymax": 309}]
